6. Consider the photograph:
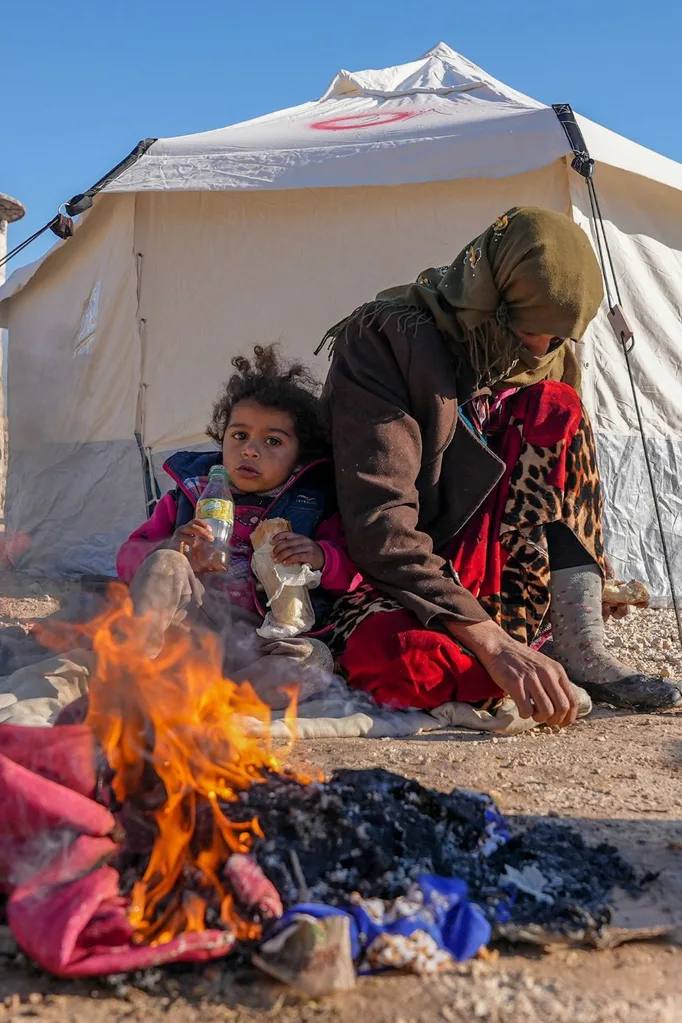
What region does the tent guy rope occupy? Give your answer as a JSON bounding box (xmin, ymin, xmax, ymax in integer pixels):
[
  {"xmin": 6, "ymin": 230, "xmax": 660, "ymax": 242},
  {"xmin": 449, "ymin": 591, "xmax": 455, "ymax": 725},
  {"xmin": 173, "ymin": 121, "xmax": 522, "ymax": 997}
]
[{"xmin": 554, "ymin": 104, "xmax": 682, "ymax": 648}]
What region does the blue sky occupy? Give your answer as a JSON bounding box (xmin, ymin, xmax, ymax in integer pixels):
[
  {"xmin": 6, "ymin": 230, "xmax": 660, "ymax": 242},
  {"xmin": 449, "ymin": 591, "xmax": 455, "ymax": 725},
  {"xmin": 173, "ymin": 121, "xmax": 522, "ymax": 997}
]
[{"xmin": 3, "ymin": 0, "xmax": 679, "ymax": 265}]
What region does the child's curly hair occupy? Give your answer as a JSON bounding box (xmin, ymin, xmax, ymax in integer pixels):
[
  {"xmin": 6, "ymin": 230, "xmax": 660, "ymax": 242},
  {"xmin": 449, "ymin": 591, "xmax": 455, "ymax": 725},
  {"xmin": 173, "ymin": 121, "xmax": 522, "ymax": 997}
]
[{"xmin": 207, "ymin": 344, "xmax": 330, "ymax": 462}]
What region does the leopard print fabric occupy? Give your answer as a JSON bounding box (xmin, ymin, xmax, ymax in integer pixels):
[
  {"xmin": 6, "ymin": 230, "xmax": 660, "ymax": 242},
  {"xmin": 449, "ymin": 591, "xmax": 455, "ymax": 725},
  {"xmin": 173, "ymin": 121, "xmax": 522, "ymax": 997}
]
[
  {"xmin": 327, "ymin": 584, "xmax": 403, "ymax": 658},
  {"xmin": 484, "ymin": 409, "xmax": 604, "ymax": 645},
  {"xmin": 328, "ymin": 411, "xmax": 604, "ymax": 658}
]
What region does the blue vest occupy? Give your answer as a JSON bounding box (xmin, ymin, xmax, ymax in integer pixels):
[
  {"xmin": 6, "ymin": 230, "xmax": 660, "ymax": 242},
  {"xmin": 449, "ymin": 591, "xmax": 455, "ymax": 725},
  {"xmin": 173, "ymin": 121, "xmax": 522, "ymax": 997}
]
[{"xmin": 163, "ymin": 450, "xmax": 337, "ymax": 633}]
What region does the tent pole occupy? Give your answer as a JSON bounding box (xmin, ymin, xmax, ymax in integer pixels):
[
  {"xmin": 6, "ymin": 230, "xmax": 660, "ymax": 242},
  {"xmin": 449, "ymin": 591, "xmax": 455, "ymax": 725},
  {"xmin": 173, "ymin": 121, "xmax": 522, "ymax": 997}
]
[{"xmin": 0, "ymin": 195, "xmax": 26, "ymax": 522}]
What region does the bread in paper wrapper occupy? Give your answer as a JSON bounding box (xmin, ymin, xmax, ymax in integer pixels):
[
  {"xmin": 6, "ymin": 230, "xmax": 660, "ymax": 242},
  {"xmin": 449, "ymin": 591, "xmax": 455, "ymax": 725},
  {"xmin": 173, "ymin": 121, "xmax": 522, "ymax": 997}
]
[
  {"xmin": 602, "ymin": 578, "xmax": 649, "ymax": 608},
  {"xmin": 251, "ymin": 518, "xmax": 321, "ymax": 639}
]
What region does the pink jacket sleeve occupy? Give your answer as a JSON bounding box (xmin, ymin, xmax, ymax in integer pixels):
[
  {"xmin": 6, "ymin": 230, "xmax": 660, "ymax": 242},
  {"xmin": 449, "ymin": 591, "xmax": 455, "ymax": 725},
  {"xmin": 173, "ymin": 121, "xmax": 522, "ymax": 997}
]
[
  {"xmin": 315, "ymin": 514, "xmax": 363, "ymax": 596},
  {"xmin": 116, "ymin": 492, "xmax": 178, "ymax": 584}
]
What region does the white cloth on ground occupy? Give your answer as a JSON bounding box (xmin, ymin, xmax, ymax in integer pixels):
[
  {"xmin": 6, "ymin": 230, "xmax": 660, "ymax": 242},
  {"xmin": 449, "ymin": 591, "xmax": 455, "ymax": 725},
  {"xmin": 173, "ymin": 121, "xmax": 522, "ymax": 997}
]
[{"xmin": 0, "ymin": 650, "xmax": 592, "ymax": 737}]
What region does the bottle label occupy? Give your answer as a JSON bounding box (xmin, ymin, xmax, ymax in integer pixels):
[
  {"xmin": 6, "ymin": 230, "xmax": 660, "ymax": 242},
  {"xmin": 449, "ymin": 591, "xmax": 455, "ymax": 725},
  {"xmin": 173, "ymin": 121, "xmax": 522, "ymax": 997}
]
[{"xmin": 196, "ymin": 498, "xmax": 234, "ymax": 524}]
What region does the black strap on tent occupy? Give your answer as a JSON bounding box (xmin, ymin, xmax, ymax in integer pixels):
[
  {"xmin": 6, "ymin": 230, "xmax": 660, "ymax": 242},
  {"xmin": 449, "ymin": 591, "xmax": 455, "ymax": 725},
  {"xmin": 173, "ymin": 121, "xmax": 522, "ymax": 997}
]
[
  {"xmin": 63, "ymin": 137, "xmax": 157, "ymax": 216},
  {"xmin": 554, "ymin": 103, "xmax": 682, "ymax": 643},
  {"xmin": 0, "ymin": 138, "xmax": 157, "ymax": 270},
  {"xmin": 0, "ymin": 214, "xmax": 74, "ymax": 270}
]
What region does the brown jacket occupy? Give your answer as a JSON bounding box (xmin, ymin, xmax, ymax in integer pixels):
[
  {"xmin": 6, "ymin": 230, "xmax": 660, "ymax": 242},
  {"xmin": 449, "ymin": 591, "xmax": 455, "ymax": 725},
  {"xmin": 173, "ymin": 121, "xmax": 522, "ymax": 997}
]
[{"xmin": 322, "ymin": 303, "xmax": 506, "ymax": 626}]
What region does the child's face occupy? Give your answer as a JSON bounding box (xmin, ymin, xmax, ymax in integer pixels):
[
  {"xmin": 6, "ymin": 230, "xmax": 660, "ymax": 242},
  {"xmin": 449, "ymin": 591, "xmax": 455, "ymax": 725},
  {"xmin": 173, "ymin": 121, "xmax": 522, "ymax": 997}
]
[{"xmin": 222, "ymin": 400, "xmax": 301, "ymax": 492}]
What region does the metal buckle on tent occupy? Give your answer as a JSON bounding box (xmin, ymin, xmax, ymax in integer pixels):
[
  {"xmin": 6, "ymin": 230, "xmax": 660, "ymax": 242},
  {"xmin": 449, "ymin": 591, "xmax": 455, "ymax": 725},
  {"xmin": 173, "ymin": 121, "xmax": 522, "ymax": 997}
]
[
  {"xmin": 64, "ymin": 138, "xmax": 157, "ymax": 217},
  {"xmin": 0, "ymin": 140, "xmax": 157, "ymax": 271},
  {"xmin": 570, "ymin": 153, "xmax": 594, "ymax": 180},
  {"xmin": 607, "ymin": 304, "xmax": 635, "ymax": 354}
]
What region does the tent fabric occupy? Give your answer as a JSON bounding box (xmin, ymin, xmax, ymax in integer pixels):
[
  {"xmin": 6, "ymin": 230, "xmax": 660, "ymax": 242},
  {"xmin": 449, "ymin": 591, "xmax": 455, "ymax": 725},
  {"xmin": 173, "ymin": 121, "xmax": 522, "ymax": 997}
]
[
  {"xmin": 0, "ymin": 43, "xmax": 681, "ymax": 602},
  {"xmin": 575, "ymin": 114, "xmax": 682, "ymax": 195},
  {"xmin": 97, "ymin": 44, "xmax": 682, "ymax": 197},
  {"xmin": 133, "ymin": 164, "xmax": 571, "ymax": 455},
  {"xmin": 105, "ymin": 42, "xmax": 564, "ymax": 194},
  {"xmin": 2, "ymin": 47, "xmax": 680, "ymax": 317},
  {"xmin": 569, "ymin": 166, "xmax": 682, "ymax": 603},
  {"xmin": 2, "ymin": 194, "xmax": 147, "ymax": 576},
  {"xmin": 0, "ymin": 723, "xmax": 238, "ymax": 976}
]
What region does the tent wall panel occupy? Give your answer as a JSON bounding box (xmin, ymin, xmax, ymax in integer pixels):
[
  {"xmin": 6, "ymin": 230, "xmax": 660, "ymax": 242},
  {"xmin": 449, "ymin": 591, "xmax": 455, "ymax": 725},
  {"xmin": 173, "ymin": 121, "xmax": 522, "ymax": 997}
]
[
  {"xmin": 134, "ymin": 162, "xmax": 571, "ymax": 459},
  {"xmin": 570, "ymin": 166, "xmax": 682, "ymax": 601},
  {"xmin": 5, "ymin": 195, "xmax": 146, "ymax": 576}
]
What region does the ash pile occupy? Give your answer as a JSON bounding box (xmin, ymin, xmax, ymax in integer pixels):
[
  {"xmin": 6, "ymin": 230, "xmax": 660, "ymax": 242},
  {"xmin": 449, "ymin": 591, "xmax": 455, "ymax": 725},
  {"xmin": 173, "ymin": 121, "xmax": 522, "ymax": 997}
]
[
  {"xmin": 119, "ymin": 767, "xmax": 647, "ymax": 947},
  {"xmin": 234, "ymin": 769, "xmax": 646, "ymax": 942}
]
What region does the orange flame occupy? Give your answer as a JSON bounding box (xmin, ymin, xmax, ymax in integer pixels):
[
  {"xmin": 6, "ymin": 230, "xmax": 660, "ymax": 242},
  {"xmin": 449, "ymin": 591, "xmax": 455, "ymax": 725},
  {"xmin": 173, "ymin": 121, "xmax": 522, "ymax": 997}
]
[{"xmin": 39, "ymin": 583, "xmax": 309, "ymax": 946}]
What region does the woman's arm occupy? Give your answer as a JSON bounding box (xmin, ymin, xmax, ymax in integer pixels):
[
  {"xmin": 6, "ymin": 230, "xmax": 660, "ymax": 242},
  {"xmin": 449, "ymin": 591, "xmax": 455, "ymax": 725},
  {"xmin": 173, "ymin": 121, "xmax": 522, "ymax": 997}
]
[
  {"xmin": 445, "ymin": 618, "xmax": 579, "ymax": 726},
  {"xmin": 326, "ymin": 322, "xmax": 489, "ymax": 625}
]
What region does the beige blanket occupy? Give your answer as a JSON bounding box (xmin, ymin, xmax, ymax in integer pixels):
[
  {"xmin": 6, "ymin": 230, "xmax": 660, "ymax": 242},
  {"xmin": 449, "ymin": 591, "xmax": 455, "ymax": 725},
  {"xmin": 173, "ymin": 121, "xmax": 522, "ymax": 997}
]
[
  {"xmin": 241, "ymin": 691, "xmax": 540, "ymax": 740},
  {"xmin": 0, "ymin": 649, "xmax": 93, "ymax": 727},
  {"xmin": 0, "ymin": 650, "xmax": 540, "ymax": 737}
]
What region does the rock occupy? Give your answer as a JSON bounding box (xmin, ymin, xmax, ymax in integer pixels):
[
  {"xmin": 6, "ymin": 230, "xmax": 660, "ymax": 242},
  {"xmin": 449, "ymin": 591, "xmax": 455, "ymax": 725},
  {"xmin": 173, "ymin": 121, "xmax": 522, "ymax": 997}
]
[
  {"xmin": 253, "ymin": 914, "xmax": 356, "ymax": 996},
  {"xmin": 43, "ymin": 995, "xmax": 66, "ymax": 1007}
]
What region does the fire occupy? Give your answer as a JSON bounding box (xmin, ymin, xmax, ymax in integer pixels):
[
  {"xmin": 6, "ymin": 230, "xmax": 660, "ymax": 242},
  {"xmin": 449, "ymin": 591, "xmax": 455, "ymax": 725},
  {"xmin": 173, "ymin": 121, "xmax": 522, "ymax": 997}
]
[{"xmin": 39, "ymin": 583, "xmax": 308, "ymax": 946}]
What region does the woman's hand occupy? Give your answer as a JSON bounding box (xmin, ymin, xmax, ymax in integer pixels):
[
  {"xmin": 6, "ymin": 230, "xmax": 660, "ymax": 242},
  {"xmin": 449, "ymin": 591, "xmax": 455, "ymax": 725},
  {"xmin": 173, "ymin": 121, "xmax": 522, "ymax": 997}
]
[
  {"xmin": 446, "ymin": 619, "xmax": 580, "ymax": 728},
  {"xmin": 271, "ymin": 532, "xmax": 325, "ymax": 571}
]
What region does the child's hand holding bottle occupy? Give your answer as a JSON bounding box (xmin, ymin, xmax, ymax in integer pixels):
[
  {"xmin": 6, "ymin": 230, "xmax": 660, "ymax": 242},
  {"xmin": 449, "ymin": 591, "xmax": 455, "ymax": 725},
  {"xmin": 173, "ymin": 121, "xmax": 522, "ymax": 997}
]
[
  {"xmin": 173, "ymin": 465, "xmax": 234, "ymax": 573},
  {"xmin": 171, "ymin": 519, "xmax": 228, "ymax": 573}
]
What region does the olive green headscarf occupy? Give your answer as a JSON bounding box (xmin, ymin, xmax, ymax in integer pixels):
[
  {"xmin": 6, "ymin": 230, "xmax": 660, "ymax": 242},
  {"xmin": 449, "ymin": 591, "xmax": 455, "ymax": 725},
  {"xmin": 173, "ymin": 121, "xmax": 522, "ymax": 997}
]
[{"xmin": 376, "ymin": 206, "xmax": 604, "ymax": 391}]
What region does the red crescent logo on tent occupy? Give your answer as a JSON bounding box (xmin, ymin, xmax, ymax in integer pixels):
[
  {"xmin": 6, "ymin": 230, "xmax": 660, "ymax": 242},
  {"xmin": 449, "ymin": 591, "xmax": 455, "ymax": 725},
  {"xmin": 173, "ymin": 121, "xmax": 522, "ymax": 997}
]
[{"xmin": 309, "ymin": 111, "xmax": 420, "ymax": 131}]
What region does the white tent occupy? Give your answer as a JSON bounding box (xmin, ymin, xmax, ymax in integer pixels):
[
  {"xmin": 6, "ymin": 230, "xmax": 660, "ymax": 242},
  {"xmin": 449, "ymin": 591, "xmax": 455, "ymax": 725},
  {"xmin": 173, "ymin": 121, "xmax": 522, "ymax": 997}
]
[{"xmin": 2, "ymin": 42, "xmax": 682, "ymax": 600}]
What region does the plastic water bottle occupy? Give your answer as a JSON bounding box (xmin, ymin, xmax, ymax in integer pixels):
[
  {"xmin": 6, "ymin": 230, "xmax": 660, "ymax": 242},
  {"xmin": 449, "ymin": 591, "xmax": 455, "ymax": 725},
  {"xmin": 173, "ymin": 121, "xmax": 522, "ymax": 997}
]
[{"xmin": 195, "ymin": 465, "xmax": 234, "ymax": 569}]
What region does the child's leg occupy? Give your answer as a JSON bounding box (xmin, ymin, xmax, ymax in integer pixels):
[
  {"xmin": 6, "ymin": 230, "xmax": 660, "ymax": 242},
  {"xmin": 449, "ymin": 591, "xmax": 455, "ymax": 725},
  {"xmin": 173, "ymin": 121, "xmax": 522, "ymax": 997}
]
[
  {"xmin": 130, "ymin": 556, "xmax": 331, "ymax": 704},
  {"xmin": 128, "ymin": 548, "xmax": 222, "ymax": 655},
  {"xmin": 228, "ymin": 632, "xmax": 334, "ymax": 709}
]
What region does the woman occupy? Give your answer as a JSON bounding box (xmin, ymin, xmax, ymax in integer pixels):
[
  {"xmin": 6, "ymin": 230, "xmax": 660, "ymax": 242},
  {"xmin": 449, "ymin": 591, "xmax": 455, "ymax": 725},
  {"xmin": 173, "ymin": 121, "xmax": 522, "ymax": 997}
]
[{"xmin": 321, "ymin": 207, "xmax": 681, "ymax": 725}]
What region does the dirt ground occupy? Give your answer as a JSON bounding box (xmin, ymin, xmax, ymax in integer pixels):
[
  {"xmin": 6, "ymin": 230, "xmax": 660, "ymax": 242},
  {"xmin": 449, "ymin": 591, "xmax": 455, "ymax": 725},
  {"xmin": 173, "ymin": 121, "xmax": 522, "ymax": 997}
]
[{"xmin": 1, "ymin": 568, "xmax": 681, "ymax": 1022}]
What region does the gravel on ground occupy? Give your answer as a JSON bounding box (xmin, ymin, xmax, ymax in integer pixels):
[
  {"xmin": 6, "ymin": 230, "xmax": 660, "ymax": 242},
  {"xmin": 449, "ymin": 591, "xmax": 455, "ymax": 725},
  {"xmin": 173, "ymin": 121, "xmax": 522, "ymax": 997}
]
[{"xmin": 0, "ymin": 567, "xmax": 680, "ymax": 1023}]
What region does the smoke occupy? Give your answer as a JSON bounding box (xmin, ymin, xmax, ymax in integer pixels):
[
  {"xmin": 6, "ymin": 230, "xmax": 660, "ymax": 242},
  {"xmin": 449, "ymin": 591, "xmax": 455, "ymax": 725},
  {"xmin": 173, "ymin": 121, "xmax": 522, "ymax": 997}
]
[
  {"xmin": 8, "ymin": 827, "xmax": 79, "ymax": 890},
  {"xmin": 21, "ymin": 565, "xmax": 381, "ymax": 738}
]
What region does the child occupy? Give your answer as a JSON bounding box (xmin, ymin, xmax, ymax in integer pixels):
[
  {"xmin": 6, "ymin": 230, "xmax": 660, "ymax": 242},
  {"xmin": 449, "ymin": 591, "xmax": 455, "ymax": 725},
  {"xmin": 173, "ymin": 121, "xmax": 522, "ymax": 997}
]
[{"xmin": 117, "ymin": 345, "xmax": 361, "ymax": 708}]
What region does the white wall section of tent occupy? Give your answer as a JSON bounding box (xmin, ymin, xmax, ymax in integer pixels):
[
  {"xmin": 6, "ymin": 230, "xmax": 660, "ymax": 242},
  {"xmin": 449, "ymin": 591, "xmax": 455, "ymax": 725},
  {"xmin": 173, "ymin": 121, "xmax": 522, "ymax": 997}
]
[
  {"xmin": 134, "ymin": 163, "xmax": 572, "ymax": 455},
  {"xmin": 569, "ymin": 166, "xmax": 682, "ymax": 607},
  {"xmin": 3, "ymin": 194, "xmax": 147, "ymax": 575},
  {"xmin": 0, "ymin": 43, "xmax": 680, "ymax": 603}
]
